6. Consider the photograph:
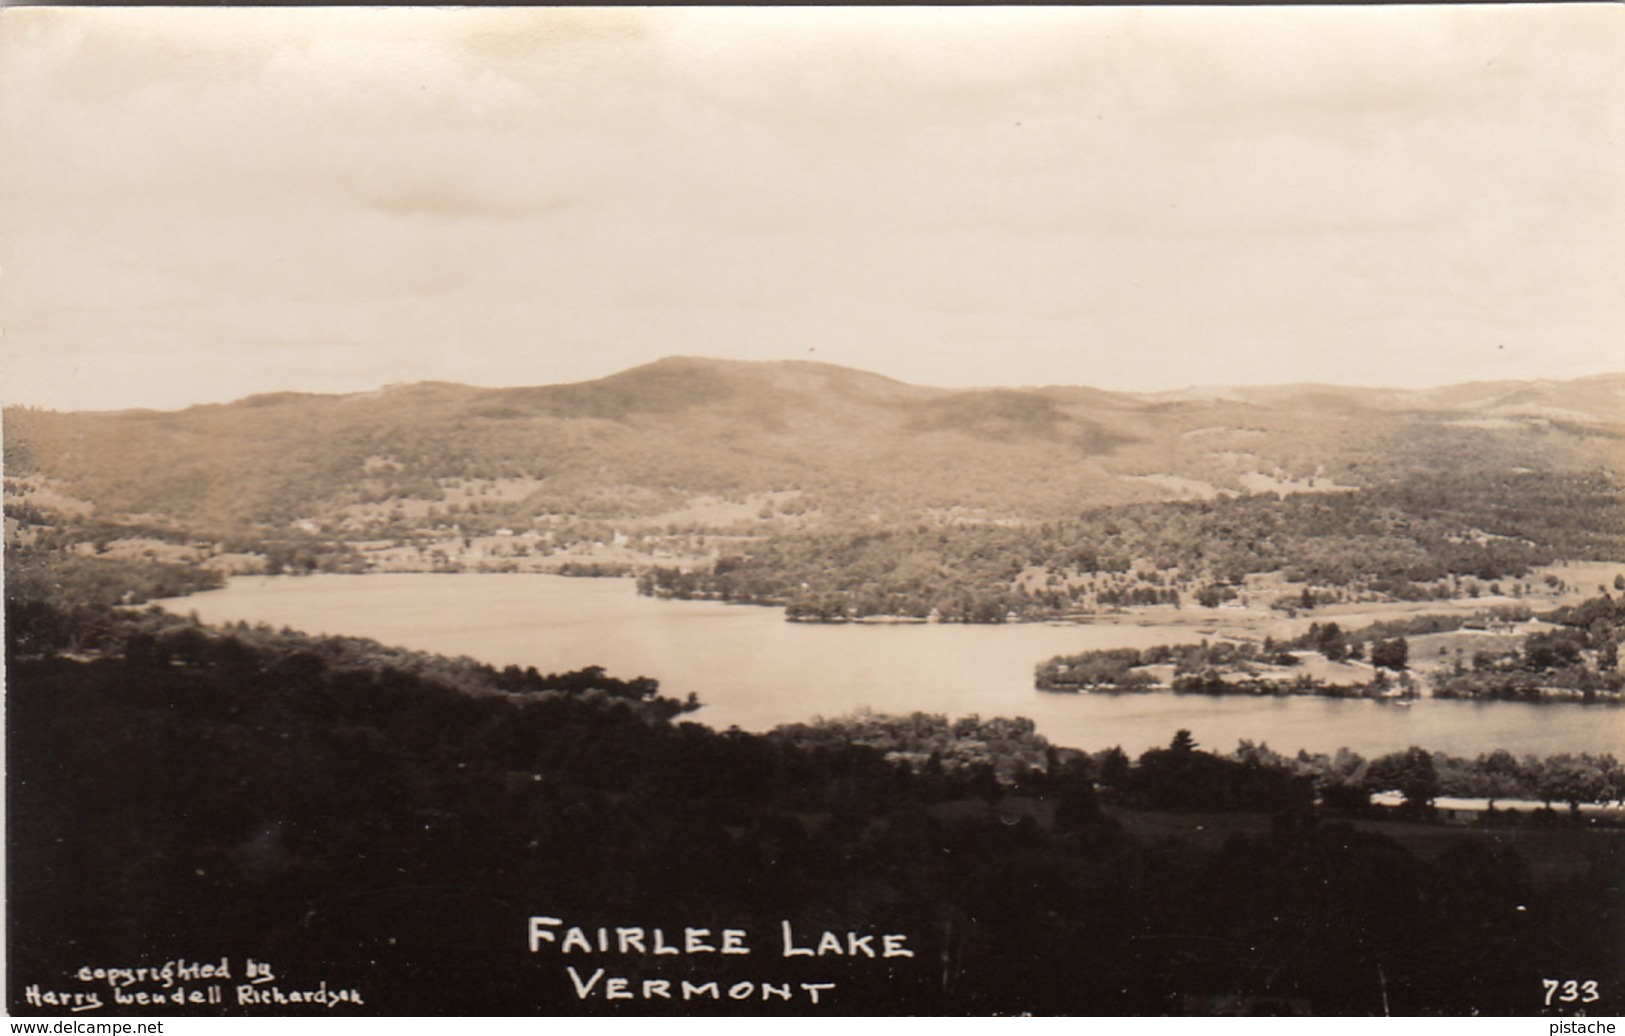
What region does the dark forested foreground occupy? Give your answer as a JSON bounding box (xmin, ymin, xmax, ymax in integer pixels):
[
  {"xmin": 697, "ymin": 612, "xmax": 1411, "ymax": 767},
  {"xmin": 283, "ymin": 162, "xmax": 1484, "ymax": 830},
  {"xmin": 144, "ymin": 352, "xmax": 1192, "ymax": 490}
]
[{"xmin": 7, "ymin": 600, "xmax": 1622, "ymax": 1017}]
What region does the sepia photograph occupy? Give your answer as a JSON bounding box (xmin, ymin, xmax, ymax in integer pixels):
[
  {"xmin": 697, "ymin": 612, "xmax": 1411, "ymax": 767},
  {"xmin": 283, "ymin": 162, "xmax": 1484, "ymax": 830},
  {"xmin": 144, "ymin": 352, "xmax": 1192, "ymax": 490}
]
[{"xmin": 3, "ymin": 4, "xmax": 1622, "ymax": 1018}]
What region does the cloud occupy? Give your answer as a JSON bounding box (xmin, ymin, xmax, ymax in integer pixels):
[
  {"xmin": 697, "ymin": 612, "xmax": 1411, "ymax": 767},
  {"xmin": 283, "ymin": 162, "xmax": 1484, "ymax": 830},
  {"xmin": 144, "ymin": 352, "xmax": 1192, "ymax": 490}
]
[
  {"xmin": 353, "ymin": 174, "xmax": 578, "ymax": 222},
  {"xmin": 1, "ymin": 6, "xmax": 1620, "ymax": 411}
]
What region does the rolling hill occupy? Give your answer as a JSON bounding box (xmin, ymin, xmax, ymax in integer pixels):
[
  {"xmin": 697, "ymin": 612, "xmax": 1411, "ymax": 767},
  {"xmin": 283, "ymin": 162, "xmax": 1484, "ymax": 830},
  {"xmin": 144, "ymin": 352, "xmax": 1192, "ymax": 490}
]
[{"xmin": 4, "ymin": 358, "xmax": 1622, "ymax": 537}]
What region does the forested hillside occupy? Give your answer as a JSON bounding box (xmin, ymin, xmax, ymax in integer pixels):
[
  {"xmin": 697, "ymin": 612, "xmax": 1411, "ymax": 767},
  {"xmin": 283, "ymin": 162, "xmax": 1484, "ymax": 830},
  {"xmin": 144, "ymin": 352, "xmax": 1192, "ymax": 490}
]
[{"xmin": 642, "ymin": 471, "xmax": 1625, "ymax": 621}]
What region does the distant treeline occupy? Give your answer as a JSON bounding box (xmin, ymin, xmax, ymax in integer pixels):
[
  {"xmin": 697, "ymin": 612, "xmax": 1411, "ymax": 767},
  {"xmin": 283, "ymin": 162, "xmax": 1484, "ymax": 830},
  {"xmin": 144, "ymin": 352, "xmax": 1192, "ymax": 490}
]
[
  {"xmin": 640, "ymin": 472, "xmax": 1625, "ymax": 621},
  {"xmin": 7, "ymin": 596, "xmax": 1622, "ymax": 1014},
  {"xmin": 4, "ymin": 501, "xmax": 369, "ymax": 608},
  {"xmin": 769, "ymin": 713, "xmax": 1624, "ymax": 813},
  {"xmin": 4, "ymin": 542, "xmax": 225, "ymax": 609}
]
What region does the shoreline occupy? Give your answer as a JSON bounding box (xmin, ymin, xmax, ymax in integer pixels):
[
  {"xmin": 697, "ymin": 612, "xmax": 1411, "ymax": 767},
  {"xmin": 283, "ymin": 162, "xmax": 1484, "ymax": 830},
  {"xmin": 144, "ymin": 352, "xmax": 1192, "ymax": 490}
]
[{"xmin": 176, "ymin": 564, "xmax": 1607, "ymax": 641}]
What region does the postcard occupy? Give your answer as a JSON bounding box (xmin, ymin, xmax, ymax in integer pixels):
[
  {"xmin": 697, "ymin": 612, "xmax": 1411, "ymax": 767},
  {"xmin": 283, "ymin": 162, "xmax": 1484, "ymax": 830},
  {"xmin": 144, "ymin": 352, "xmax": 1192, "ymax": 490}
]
[{"xmin": 4, "ymin": 5, "xmax": 1622, "ymax": 1018}]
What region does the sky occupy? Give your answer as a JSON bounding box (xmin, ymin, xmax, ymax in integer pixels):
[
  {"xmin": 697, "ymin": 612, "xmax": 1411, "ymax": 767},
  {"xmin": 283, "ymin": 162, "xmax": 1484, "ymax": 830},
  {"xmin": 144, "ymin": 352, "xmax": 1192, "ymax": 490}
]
[{"xmin": 2, "ymin": 5, "xmax": 1622, "ymax": 412}]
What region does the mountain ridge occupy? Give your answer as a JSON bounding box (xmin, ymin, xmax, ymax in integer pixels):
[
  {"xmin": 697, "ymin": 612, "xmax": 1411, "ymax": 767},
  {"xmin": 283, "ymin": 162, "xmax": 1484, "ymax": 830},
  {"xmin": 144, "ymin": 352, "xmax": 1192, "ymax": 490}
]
[
  {"xmin": 11, "ymin": 355, "xmax": 1622, "ymax": 419},
  {"xmin": 4, "ymin": 357, "xmax": 1620, "ymax": 535}
]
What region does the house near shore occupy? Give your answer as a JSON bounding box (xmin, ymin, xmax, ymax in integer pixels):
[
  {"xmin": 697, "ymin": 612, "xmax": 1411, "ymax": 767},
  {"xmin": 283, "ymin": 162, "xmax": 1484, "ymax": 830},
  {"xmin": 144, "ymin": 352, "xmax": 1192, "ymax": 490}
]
[{"xmin": 1369, "ymin": 790, "xmax": 1625, "ymax": 822}]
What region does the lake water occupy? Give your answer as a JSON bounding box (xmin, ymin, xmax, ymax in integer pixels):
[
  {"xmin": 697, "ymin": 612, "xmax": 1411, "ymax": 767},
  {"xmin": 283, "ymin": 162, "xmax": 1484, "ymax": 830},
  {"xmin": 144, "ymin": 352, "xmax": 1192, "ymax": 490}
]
[{"xmin": 163, "ymin": 573, "xmax": 1624, "ymax": 758}]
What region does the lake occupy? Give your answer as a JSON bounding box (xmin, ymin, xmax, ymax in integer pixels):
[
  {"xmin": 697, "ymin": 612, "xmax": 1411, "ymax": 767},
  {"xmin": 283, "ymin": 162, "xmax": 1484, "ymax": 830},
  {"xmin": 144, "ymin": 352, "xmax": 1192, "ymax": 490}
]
[{"xmin": 163, "ymin": 573, "xmax": 1624, "ymax": 758}]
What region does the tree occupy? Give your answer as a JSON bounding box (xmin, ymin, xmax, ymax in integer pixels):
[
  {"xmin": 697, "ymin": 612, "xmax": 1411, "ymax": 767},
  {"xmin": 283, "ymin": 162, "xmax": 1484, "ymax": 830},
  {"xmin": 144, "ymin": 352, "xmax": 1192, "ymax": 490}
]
[
  {"xmin": 1095, "ymin": 746, "xmax": 1131, "ymax": 789},
  {"xmin": 1370, "ymin": 637, "xmax": 1409, "ymax": 672},
  {"xmin": 1370, "ymin": 747, "xmax": 1439, "ymax": 810},
  {"xmin": 1313, "ymin": 622, "xmax": 1349, "ymax": 663},
  {"xmin": 1523, "ymin": 629, "xmax": 1583, "ymax": 671},
  {"xmin": 1538, "ymin": 754, "xmax": 1611, "ymax": 814},
  {"xmin": 1051, "ymin": 755, "xmax": 1101, "ymax": 831},
  {"xmin": 1196, "ymin": 584, "xmax": 1236, "ymax": 609},
  {"xmin": 1170, "ymin": 729, "xmax": 1198, "ymax": 754},
  {"xmin": 1473, "ymin": 749, "xmax": 1530, "ymax": 800}
]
